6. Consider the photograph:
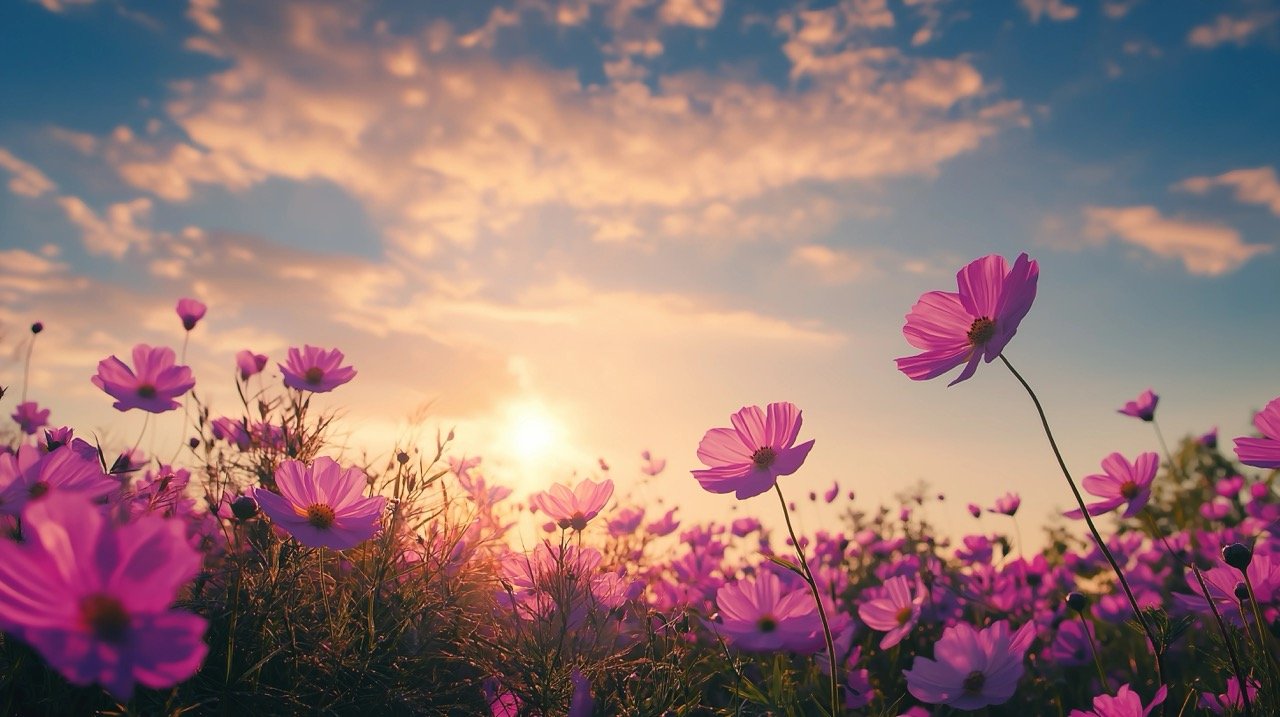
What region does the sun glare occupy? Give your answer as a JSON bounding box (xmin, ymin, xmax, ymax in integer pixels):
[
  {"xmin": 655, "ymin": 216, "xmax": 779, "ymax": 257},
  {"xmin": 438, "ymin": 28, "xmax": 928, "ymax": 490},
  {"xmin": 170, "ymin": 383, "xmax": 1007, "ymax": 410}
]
[{"xmin": 504, "ymin": 400, "xmax": 562, "ymax": 465}]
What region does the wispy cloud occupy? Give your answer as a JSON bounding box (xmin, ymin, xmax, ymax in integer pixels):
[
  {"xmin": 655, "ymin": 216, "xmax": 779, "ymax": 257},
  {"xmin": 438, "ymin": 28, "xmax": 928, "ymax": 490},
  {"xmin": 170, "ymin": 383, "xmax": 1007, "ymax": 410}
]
[
  {"xmin": 1175, "ymin": 166, "xmax": 1280, "ymax": 216},
  {"xmin": 1020, "ymin": 0, "xmax": 1079, "ymax": 24},
  {"xmin": 1082, "ymin": 205, "xmax": 1271, "ymax": 276},
  {"xmin": 1187, "ymin": 12, "xmax": 1277, "ymax": 49},
  {"xmin": 0, "ymin": 148, "xmax": 57, "ymax": 198}
]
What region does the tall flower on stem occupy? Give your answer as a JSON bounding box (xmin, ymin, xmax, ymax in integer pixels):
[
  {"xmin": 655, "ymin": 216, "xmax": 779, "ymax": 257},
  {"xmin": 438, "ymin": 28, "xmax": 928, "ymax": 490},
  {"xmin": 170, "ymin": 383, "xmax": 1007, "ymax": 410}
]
[
  {"xmin": 895, "ymin": 253, "xmax": 1038, "ymax": 386},
  {"xmin": 1118, "ymin": 389, "xmax": 1159, "ymax": 421},
  {"xmin": 1063, "ymin": 452, "xmax": 1157, "ymax": 519},
  {"xmin": 175, "ymin": 298, "xmax": 207, "ymax": 332},
  {"xmin": 529, "ymin": 477, "xmax": 614, "ymax": 532},
  {"xmin": 857, "ymin": 575, "xmax": 923, "ymax": 649},
  {"xmin": 896, "ymin": 252, "xmax": 1167, "ymax": 700},
  {"xmin": 692, "ymin": 402, "xmax": 837, "ymax": 715},
  {"xmin": 279, "ymin": 345, "xmax": 357, "ymax": 393},
  {"xmin": 691, "ymin": 402, "xmax": 815, "ymax": 499},
  {"xmin": 92, "ymin": 344, "xmax": 195, "ymax": 413}
]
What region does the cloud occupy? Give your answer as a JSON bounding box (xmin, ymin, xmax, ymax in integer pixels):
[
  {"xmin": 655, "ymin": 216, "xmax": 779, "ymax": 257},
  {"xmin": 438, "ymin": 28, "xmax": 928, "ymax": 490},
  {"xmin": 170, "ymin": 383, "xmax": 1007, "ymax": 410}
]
[
  {"xmin": 1175, "ymin": 166, "xmax": 1280, "ymax": 216},
  {"xmin": 789, "ymin": 244, "xmax": 871, "ymax": 284},
  {"xmin": 55, "ymin": 196, "xmax": 155, "ymax": 258},
  {"xmin": 1082, "ymin": 205, "xmax": 1271, "ymax": 276},
  {"xmin": 1102, "ymin": 0, "xmax": 1141, "ymax": 19},
  {"xmin": 658, "ymin": 0, "xmax": 723, "ymax": 29},
  {"xmin": 0, "ymin": 148, "xmax": 57, "ymax": 198},
  {"xmin": 60, "ymin": 0, "xmax": 1020, "ymax": 257},
  {"xmin": 1188, "ymin": 12, "xmax": 1277, "ymax": 48},
  {"xmin": 1020, "ymin": 0, "xmax": 1078, "ymax": 24}
]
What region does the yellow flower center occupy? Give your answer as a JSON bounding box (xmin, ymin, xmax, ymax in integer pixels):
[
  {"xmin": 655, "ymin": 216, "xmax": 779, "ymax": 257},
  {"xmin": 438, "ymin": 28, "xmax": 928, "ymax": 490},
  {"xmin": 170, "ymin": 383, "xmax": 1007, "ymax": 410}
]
[{"xmin": 306, "ymin": 503, "xmax": 336, "ymax": 529}]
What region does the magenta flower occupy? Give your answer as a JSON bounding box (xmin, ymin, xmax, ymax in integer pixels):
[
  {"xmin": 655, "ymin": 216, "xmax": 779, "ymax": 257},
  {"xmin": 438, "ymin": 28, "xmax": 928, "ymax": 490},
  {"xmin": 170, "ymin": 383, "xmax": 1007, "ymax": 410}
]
[
  {"xmin": 1199, "ymin": 677, "xmax": 1259, "ymax": 715},
  {"xmin": 857, "ymin": 575, "xmax": 923, "ymax": 649},
  {"xmin": 529, "ymin": 477, "xmax": 614, "ymax": 531},
  {"xmin": 1118, "ymin": 389, "xmax": 1158, "ymax": 422},
  {"xmin": 175, "ymin": 297, "xmax": 207, "ymax": 331},
  {"xmin": 896, "ymin": 253, "xmax": 1039, "ymax": 386},
  {"xmin": 1069, "ymin": 684, "xmax": 1167, "ymax": 717},
  {"xmin": 1234, "ymin": 396, "xmax": 1280, "ymax": 469},
  {"xmin": 235, "ymin": 349, "xmax": 268, "ymax": 380},
  {"xmin": 606, "ymin": 506, "xmax": 645, "ymax": 537},
  {"xmin": 646, "ymin": 507, "xmax": 680, "ymax": 537},
  {"xmin": 714, "ymin": 571, "xmax": 824, "ymax": 653},
  {"xmin": 640, "ymin": 450, "xmax": 667, "ymax": 476},
  {"xmin": 0, "ymin": 494, "xmax": 207, "ymax": 699},
  {"xmin": 91, "ymin": 344, "xmax": 195, "ymax": 413},
  {"xmin": 692, "ymin": 402, "xmax": 816, "ymax": 500},
  {"xmin": 1063, "ymin": 452, "xmax": 1157, "ymax": 519},
  {"xmin": 988, "ymin": 492, "xmax": 1021, "ymax": 516},
  {"xmin": 904, "ymin": 619, "xmax": 1036, "ymax": 710},
  {"xmin": 0, "ymin": 444, "xmax": 117, "ymax": 517},
  {"xmin": 254, "ymin": 457, "xmax": 387, "ymax": 550},
  {"xmin": 279, "ymin": 345, "xmax": 356, "ymax": 393},
  {"xmin": 11, "ymin": 401, "xmax": 50, "ymax": 435}
]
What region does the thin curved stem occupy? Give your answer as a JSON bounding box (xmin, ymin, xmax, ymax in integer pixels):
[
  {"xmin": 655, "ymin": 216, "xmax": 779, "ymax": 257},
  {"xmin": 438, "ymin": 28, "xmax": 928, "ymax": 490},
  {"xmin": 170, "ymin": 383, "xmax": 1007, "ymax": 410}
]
[
  {"xmin": 774, "ymin": 485, "xmax": 840, "ymax": 716},
  {"xmin": 998, "ymin": 354, "xmax": 1166, "ymax": 698},
  {"xmin": 20, "ymin": 334, "xmax": 37, "ymax": 404}
]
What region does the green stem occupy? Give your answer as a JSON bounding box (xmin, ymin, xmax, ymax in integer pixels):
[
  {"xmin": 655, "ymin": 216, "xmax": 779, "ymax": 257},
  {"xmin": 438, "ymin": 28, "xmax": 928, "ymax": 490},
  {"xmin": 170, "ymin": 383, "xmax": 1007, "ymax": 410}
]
[
  {"xmin": 774, "ymin": 484, "xmax": 840, "ymax": 716},
  {"xmin": 999, "ymin": 355, "xmax": 1166, "ymax": 701}
]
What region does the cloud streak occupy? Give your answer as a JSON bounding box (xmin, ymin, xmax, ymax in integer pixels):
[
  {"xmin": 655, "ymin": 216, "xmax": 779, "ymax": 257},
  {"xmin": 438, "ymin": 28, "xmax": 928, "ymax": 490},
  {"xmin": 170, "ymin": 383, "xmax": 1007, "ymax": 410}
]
[{"xmin": 1082, "ymin": 205, "xmax": 1271, "ymax": 276}]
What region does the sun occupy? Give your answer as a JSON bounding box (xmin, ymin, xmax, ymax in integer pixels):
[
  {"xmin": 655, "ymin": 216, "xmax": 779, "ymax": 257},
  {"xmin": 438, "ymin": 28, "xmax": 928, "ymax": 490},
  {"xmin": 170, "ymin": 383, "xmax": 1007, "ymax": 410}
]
[{"xmin": 503, "ymin": 399, "xmax": 563, "ymax": 464}]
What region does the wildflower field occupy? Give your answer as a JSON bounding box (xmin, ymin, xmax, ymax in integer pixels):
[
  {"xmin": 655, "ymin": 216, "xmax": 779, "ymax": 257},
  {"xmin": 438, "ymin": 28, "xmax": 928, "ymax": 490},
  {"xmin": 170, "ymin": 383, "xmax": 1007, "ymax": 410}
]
[{"xmin": 0, "ymin": 252, "xmax": 1277, "ymax": 716}]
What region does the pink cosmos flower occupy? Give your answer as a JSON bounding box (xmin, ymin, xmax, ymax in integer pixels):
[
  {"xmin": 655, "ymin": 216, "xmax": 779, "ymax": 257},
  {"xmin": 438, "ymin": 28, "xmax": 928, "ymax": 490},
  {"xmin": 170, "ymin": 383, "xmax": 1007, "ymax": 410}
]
[
  {"xmin": 692, "ymin": 402, "xmax": 816, "ymax": 500},
  {"xmin": 175, "ymin": 298, "xmax": 207, "ymax": 331},
  {"xmin": 11, "ymin": 401, "xmax": 50, "ymax": 435},
  {"xmin": 731, "ymin": 516, "xmax": 761, "ymax": 537},
  {"xmin": 1063, "ymin": 452, "xmax": 1158, "ymax": 519},
  {"xmin": 606, "ymin": 506, "xmax": 645, "ymax": 537},
  {"xmin": 1069, "ymin": 684, "xmax": 1167, "ymax": 717},
  {"xmin": 904, "ymin": 619, "xmax": 1036, "ymax": 710},
  {"xmin": 857, "ymin": 575, "xmax": 923, "ymax": 649},
  {"xmin": 823, "ymin": 481, "xmax": 840, "ymax": 503},
  {"xmin": 988, "ymin": 492, "xmax": 1021, "ymax": 516},
  {"xmin": 646, "ymin": 507, "xmax": 680, "ymax": 537},
  {"xmin": 714, "ymin": 571, "xmax": 824, "ymax": 653},
  {"xmin": 254, "ymin": 457, "xmax": 387, "ymax": 550},
  {"xmin": 235, "ymin": 349, "xmax": 268, "ymax": 380},
  {"xmin": 0, "ymin": 494, "xmax": 207, "ymax": 699},
  {"xmin": 896, "ymin": 253, "xmax": 1039, "ymax": 386},
  {"xmin": 529, "ymin": 477, "xmax": 614, "ymax": 531},
  {"xmin": 92, "ymin": 344, "xmax": 195, "ymax": 413},
  {"xmin": 1118, "ymin": 389, "xmax": 1158, "ymax": 422},
  {"xmin": 0, "ymin": 443, "xmax": 117, "ymax": 517},
  {"xmin": 1234, "ymin": 396, "xmax": 1280, "ymax": 469},
  {"xmin": 1199, "ymin": 677, "xmax": 1259, "ymax": 715},
  {"xmin": 279, "ymin": 345, "xmax": 356, "ymax": 393},
  {"xmin": 1047, "ymin": 618, "xmax": 1097, "ymax": 667},
  {"xmin": 640, "ymin": 450, "xmax": 667, "ymax": 476}
]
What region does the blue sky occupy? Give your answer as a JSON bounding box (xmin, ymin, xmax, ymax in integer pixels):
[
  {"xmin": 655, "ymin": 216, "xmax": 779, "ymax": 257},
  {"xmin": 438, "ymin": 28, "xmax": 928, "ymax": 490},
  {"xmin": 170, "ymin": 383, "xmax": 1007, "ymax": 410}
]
[{"xmin": 1, "ymin": 0, "xmax": 1278, "ymax": 545}]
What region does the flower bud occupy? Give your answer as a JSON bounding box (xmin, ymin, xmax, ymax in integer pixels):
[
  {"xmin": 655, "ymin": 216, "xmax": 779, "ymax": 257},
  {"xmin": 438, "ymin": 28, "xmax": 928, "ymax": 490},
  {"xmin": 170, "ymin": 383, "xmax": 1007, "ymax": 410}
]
[
  {"xmin": 1066, "ymin": 591, "xmax": 1088, "ymax": 612},
  {"xmin": 1222, "ymin": 543, "xmax": 1252, "ymax": 572},
  {"xmin": 30, "ymin": 321, "xmax": 43, "ymax": 334},
  {"xmin": 230, "ymin": 495, "xmax": 259, "ymax": 521},
  {"xmin": 1234, "ymin": 582, "xmax": 1250, "ymax": 602}
]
